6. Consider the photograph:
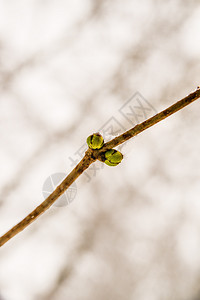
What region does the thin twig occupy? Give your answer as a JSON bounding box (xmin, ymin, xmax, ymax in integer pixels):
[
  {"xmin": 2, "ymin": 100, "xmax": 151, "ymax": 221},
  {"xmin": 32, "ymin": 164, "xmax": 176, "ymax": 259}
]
[
  {"xmin": 98, "ymin": 88, "xmax": 200, "ymax": 152},
  {"xmin": 0, "ymin": 149, "xmax": 96, "ymax": 247},
  {"xmin": 0, "ymin": 88, "xmax": 200, "ymax": 247}
]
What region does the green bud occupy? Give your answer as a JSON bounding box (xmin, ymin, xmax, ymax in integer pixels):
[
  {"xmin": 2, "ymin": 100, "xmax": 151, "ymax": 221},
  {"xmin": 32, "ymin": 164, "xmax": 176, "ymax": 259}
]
[
  {"xmin": 87, "ymin": 133, "xmax": 104, "ymax": 149},
  {"xmin": 104, "ymin": 149, "xmax": 123, "ymax": 166}
]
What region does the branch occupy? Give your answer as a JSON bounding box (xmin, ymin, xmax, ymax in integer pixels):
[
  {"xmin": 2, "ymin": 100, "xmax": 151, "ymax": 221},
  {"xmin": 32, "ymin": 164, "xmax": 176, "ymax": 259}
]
[
  {"xmin": 0, "ymin": 88, "xmax": 200, "ymax": 247},
  {"xmin": 0, "ymin": 150, "xmax": 96, "ymax": 247},
  {"xmin": 98, "ymin": 88, "xmax": 200, "ymax": 152}
]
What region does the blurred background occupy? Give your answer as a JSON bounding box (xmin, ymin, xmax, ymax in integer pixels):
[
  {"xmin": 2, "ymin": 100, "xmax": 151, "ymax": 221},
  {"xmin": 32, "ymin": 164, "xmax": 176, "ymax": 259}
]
[{"xmin": 0, "ymin": 0, "xmax": 200, "ymax": 299}]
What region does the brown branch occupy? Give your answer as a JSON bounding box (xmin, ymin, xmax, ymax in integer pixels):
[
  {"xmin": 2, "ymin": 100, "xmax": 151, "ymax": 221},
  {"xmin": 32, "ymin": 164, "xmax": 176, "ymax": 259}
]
[
  {"xmin": 0, "ymin": 149, "xmax": 96, "ymax": 247},
  {"xmin": 98, "ymin": 88, "xmax": 200, "ymax": 152},
  {"xmin": 0, "ymin": 88, "xmax": 200, "ymax": 247}
]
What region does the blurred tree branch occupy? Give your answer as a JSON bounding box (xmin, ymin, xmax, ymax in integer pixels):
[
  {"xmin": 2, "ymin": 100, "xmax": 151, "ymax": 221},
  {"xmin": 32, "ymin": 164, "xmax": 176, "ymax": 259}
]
[{"xmin": 0, "ymin": 87, "xmax": 199, "ymax": 247}]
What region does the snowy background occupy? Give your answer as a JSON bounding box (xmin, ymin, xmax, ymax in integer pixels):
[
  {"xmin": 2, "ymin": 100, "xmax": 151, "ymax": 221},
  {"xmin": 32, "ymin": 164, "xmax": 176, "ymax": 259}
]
[{"xmin": 0, "ymin": 0, "xmax": 200, "ymax": 299}]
